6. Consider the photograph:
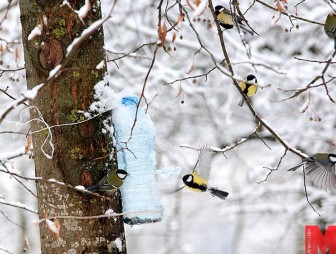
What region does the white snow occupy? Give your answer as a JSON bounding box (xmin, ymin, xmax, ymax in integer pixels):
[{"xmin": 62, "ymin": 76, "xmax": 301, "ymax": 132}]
[
  {"xmin": 48, "ymin": 65, "xmax": 62, "ymax": 80},
  {"xmin": 45, "ymin": 219, "xmax": 60, "ymax": 234},
  {"xmin": 105, "ymin": 209, "xmax": 114, "ymax": 215},
  {"xmin": 66, "ymin": 6, "xmax": 113, "ymax": 56},
  {"xmin": 89, "ymin": 80, "xmax": 118, "ymax": 113},
  {"xmin": 75, "ymin": 0, "xmax": 91, "ymax": 21},
  {"xmin": 28, "ymin": 25, "xmax": 42, "ymax": 41},
  {"xmin": 1, "ymin": 0, "xmax": 336, "ymax": 253},
  {"xmin": 114, "ymin": 237, "xmax": 122, "ymax": 252},
  {"xmin": 96, "ymin": 60, "xmax": 105, "ymax": 69},
  {"xmin": 61, "ymin": 1, "xmax": 71, "ymax": 8},
  {"xmin": 23, "ymin": 83, "xmax": 44, "ymax": 100},
  {"xmin": 47, "ymin": 178, "xmax": 65, "ymax": 185}
]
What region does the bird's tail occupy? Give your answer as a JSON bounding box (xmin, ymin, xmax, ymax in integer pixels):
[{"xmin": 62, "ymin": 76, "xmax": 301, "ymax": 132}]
[
  {"xmin": 287, "ymin": 162, "xmax": 305, "ymax": 171},
  {"xmin": 238, "ymin": 24, "xmax": 255, "ymax": 36},
  {"xmin": 334, "ymin": 38, "xmax": 336, "ymax": 50},
  {"xmin": 238, "ymin": 97, "xmax": 245, "ymax": 107},
  {"xmin": 208, "ymin": 187, "xmax": 229, "ymax": 200}
]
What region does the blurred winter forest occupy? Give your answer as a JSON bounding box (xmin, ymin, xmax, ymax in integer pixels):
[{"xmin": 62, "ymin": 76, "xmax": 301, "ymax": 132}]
[{"xmin": 0, "ymin": 0, "xmax": 336, "ymax": 253}]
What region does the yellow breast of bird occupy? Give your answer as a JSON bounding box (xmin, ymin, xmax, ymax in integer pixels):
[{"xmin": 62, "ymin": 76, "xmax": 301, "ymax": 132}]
[
  {"xmin": 217, "ymin": 12, "xmax": 234, "ymax": 26},
  {"xmin": 187, "ymin": 172, "xmax": 208, "ymax": 192},
  {"xmin": 247, "ymin": 84, "xmax": 257, "ymax": 97},
  {"xmin": 240, "ymin": 81, "xmax": 257, "ymax": 97}
]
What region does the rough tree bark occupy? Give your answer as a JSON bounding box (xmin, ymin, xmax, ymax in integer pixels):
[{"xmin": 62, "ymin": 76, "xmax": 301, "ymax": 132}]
[{"xmin": 19, "ymin": 1, "xmax": 126, "ymax": 253}]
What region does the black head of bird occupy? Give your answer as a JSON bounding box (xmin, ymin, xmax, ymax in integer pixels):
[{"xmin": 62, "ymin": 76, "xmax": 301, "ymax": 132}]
[
  {"xmin": 246, "ymin": 74, "xmax": 257, "ymax": 83},
  {"xmin": 182, "ymin": 172, "xmax": 208, "ymax": 192},
  {"xmin": 116, "ymin": 169, "xmax": 129, "ymax": 179}
]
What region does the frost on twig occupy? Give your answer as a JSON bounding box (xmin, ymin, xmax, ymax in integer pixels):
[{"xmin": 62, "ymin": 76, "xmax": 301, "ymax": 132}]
[{"xmin": 279, "ymin": 51, "xmax": 336, "ymax": 104}]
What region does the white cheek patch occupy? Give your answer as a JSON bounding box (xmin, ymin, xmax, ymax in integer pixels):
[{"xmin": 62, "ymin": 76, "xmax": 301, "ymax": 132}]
[
  {"xmin": 329, "ymin": 155, "xmax": 336, "ymax": 163},
  {"xmin": 186, "ymin": 175, "xmax": 192, "ymax": 183},
  {"xmin": 118, "ymin": 173, "xmax": 127, "ymax": 179}
]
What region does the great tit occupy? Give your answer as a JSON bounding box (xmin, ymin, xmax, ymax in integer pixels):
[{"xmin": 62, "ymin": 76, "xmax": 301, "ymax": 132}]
[
  {"xmin": 183, "ymin": 171, "xmax": 229, "ymax": 199},
  {"xmin": 238, "ymin": 74, "xmax": 258, "ymax": 107},
  {"xmin": 86, "ymin": 169, "xmax": 129, "ymax": 192},
  {"xmin": 215, "ymin": 5, "xmax": 255, "ymax": 35},
  {"xmin": 182, "ymin": 147, "xmax": 229, "ymax": 200},
  {"xmin": 324, "ymin": 13, "xmax": 336, "ymax": 49},
  {"xmin": 288, "ymin": 153, "xmax": 336, "ymax": 192}
]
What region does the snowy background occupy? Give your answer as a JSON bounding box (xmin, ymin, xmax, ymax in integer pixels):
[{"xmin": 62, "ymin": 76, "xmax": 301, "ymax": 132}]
[{"xmin": 0, "ymin": 0, "xmax": 336, "ymax": 253}]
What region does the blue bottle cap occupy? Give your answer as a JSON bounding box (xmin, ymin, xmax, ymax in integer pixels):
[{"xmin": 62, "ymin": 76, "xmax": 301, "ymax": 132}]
[{"xmin": 122, "ymin": 96, "xmax": 139, "ymax": 106}]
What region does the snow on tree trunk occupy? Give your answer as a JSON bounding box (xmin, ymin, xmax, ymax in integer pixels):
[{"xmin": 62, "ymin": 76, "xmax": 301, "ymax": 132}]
[{"xmin": 19, "ymin": 1, "xmax": 126, "ymax": 253}]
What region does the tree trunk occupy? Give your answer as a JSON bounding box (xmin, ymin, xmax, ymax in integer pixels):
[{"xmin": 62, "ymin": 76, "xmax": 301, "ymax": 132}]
[{"xmin": 19, "ymin": 1, "xmax": 126, "ymax": 253}]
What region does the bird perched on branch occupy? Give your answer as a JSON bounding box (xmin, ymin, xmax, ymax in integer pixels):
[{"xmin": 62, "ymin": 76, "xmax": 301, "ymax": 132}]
[
  {"xmin": 288, "ymin": 153, "xmax": 336, "ymax": 192},
  {"xmin": 181, "ymin": 146, "xmax": 229, "ymax": 200},
  {"xmin": 86, "ymin": 169, "xmax": 129, "ymax": 192},
  {"xmin": 238, "ymin": 74, "xmax": 258, "ymax": 107},
  {"xmin": 215, "ymin": 5, "xmax": 256, "ymax": 36},
  {"xmin": 324, "ymin": 13, "xmax": 336, "ymax": 49}
]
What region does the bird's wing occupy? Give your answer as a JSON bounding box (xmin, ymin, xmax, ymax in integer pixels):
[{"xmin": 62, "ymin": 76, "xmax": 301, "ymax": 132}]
[
  {"xmin": 86, "ymin": 174, "xmax": 109, "ymax": 192},
  {"xmin": 240, "ymin": 81, "xmax": 247, "ymax": 93},
  {"xmin": 194, "ymin": 145, "xmax": 213, "ymax": 180},
  {"xmin": 305, "ymin": 163, "xmax": 336, "ymax": 192},
  {"xmin": 287, "ymin": 161, "xmax": 305, "ymax": 171},
  {"xmin": 222, "ymin": 8, "xmax": 244, "ymax": 23}
]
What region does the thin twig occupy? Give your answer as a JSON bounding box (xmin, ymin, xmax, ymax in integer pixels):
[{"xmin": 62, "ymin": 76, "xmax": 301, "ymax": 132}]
[
  {"xmin": 0, "ymin": 199, "xmax": 37, "ymax": 214},
  {"xmin": 303, "ymin": 167, "xmax": 321, "ymax": 216},
  {"xmin": 163, "ymin": 66, "xmax": 217, "ymax": 85},
  {"xmin": 128, "ymin": 46, "xmax": 159, "ymax": 140},
  {"xmin": 280, "ymin": 51, "xmax": 336, "ymax": 102},
  {"xmin": 255, "ymin": 0, "xmax": 324, "ymax": 26},
  {"xmin": 39, "ymin": 209, "xmax": 162, "ymax": 223},
  {"xmin": 0, "ymin": 167, "xmax": 113, "ymax": 202},
  {"xmin": 258, "ymin": 149, "xmax": 288, "ymax": 183}
]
